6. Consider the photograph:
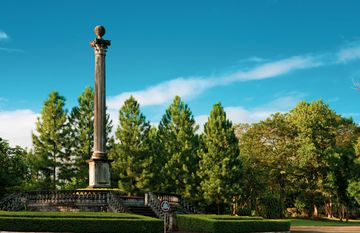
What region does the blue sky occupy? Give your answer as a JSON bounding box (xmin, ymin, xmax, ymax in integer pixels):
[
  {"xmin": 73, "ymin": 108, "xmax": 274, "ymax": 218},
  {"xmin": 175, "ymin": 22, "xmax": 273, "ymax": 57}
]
[{"xmin": 1, "ymin": 0, "xmax": 360, "ymax": 147}]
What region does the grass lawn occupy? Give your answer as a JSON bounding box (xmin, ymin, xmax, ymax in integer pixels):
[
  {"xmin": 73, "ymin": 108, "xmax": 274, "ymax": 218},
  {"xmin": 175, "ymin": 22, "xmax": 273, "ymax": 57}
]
[{"xmin": 290, "ymin": 218, "xmax": 360, "ymax": 226}]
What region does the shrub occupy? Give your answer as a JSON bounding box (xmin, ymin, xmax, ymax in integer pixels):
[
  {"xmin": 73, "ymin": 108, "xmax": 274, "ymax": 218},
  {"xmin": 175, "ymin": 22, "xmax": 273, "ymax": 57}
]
[
  {"xmin": 0, "ymin": 211, "xmax": 139, "ymax": 219},
  {"xmin": 202, "ymin": 214, "xmax": 263, "ymax": 220},
  {"xmin": 258, "ymin": 194, "xmax": 283, "ymax": 219},
  {"xmin": 237, "ymin": 208, "xmax": 252, "ymax": 216},
  {"xmin": 0, "ymin": 212, "xmax": 162, "ymax": 233},
  {"xmin": 177, "ymin": 214, "xmax": 291, "ymax": 233}
]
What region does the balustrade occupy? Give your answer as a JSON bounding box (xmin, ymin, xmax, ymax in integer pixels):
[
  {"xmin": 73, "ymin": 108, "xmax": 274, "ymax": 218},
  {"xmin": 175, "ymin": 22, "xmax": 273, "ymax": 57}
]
[{"xmin": 146, "ymin": 192, "xmax": 176, "ymax": 231}]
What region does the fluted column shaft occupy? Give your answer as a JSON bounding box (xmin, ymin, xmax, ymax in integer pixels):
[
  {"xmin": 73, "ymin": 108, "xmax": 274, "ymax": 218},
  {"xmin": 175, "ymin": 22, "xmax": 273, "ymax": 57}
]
[{"xmin": 93, "ymin": 44, "xmax": 107, "ymax": 158}]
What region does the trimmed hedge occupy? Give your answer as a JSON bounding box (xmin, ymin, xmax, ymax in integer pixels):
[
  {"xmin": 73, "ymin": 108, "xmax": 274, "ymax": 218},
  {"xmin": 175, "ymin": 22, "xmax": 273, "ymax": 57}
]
[
  {"xmin": 0, "ymin": 211, "xmax": 162, "ymax": 233},
  {"xmin": 203, "ymin": 215, "xmax": 263, "ymax": 221},
  {"xmin": 0, "ymin": 211, "xmax": 140, "ymax": 219},
  {"xmin": 177, "ymin": 214, "xmax": 291, "ymax": 233}
]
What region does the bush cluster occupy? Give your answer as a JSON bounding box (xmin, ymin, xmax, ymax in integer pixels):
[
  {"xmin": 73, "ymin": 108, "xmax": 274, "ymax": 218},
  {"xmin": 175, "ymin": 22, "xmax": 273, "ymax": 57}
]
[
  {"xmin": 0, "ymin": 211, "xmax": 162, "ymax": 233},
  {"xmin": 177, "ymin": 214, "xmax": 291, "ymax": 233},
  {"xmin": 237, "ymin": 208, "xmax": 252, "ymax": 216}
]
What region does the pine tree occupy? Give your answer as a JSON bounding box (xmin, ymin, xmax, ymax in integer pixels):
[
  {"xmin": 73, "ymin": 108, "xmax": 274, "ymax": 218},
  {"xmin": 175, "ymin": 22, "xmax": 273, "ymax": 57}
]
[
  {"xmin": 65, "ymin": 86, "xmax": 113, "ymax": 189},
  {"xmin": 157, "ymin": 96, "xmax": 199, "ymax": 198},
  {"xmin": 111, "ymin": 96, "xmax": 153, "ymax": 195},
  {"xmin": 32, "ymin": 91, "xmax": 67, "ymax": 190},
  {"xmin": 198, "ymin": 102, "xmax": 242, "ymax": 214},
  {"xmin": 65, "ymin": 87, "xmax": 94, "ymax": 188},
  {"xmin": 0, "ymin": 137, "xmax": 28, "ymax": 197}
]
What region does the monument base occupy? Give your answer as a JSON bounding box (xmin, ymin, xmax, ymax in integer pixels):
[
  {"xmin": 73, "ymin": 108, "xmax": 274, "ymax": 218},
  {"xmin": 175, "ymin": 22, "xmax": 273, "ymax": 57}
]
[{"xmin": 87, "ymin": 158, "xmax": 112, "ymax": 188}]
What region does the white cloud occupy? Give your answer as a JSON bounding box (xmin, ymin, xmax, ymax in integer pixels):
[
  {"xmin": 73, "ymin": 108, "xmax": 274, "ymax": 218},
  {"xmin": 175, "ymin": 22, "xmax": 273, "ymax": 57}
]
[
  {"xmin": 224, "ymin": 56, "xmax": 321, "ymax": 83},
  {"xmin": 107, "ymin": 77, "xmax": 215, "ymax": 109},
  {"xmin": 0, "ymin": 110, "xmax": 38, "ymax": 148},
  {"xmin": 0, "ymin": 31, "xmax": 9, "ymax": 40},
  {"xmin": 337, "ymin": 44, "xmax": 360, "ymax": 63},
  {"xmin": 195, "ymin": 93, "xmax": 305, "ymax": 132},
  {"xmin": 107, "ymin": 56, "xmax": 319, "ymax": 109}
]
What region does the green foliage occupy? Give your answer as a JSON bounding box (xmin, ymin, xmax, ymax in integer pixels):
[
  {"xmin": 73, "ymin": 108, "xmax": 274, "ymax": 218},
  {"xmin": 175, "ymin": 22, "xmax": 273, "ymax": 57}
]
[
  {"xmin": 110, "ymin": 96, "xmax": 153, "ymax": 195},
  {"xmin": 0, "ymin": 138, "xmax": 29, "ymax": 197},
  {"xmin": 0, "ymin": 211, "xmax": 162, "ymax": 233},
  {"xmin": 288, "ymin": 100, "xmax": 338, "ymax": 217},
  {"xmin": 0, "ymin": 211, "xmax": 147, "ymax": 218},
  {"xmin": 348, "ymin": 181, "xmax": 360, "ymax": 205},
  {"xmin": 331, "ymin": 117, "xmax": 359, "ymax": 211},
  {"xmin": 348, "ymin": 137, "xmax": 360, "ymax": 205},
  {"xmin": 65, "ymin": 87, "xmax": 113, "ymax": 189},
  {"xmin": 258, "ymin": 193, "xmax": 283, "ymax": 219},
  {"xmin": 176, "ymin": 214, "xmax": 290, "ymax": 233},
  {"xmin": 156, "ymin": 96, "xmax": 199, "ymax": 198},
  {"xmin": 65, "ymin": 86, "xmax": 94, "ymax": 188},
  {"xmin": 237, "ymin": 113, "xmax": 296, "ymax": 217},
  {"xmin": 32, "ymin": 92, "xmax": 68, "ymax": 190},
  {"xmin": 237, "ymin": 208, "xmax": 252, "ymax": 216},
  {"xmin": 198, "ymin": 102, "xmax": 242, "ymax": 213}
]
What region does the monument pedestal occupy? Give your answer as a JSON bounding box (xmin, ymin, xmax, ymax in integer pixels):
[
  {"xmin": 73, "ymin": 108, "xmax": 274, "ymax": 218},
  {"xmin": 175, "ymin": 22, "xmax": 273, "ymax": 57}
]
[{"xmin": 87, "ymin": 158, "xmax": 112, "ymax": 188}]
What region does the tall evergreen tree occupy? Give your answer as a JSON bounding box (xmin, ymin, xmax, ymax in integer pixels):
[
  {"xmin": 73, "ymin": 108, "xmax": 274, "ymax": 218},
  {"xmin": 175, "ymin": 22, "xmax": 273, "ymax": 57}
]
[
  {"xmin": 65, "ymin": 86, "xmax": 113, "ymax": 189},
  {"xmin": 65, "ymin": 87, "xmax": 94, "ymax": 188},
  {"xmin": 32, "ymin": 91, "xmax": 67, "ymax": 190},
  {"xmin": 111, "ymin": 96, "xmax": 153, "ymax": 195},
  {"xmin": 0, "ymin": 137, "xmax": 28, "ymax": 197},
  {"xmin": 157, "ymin": 96, "xmax": 199, "ymax": 198},
  {"xmin": 198, "ymin": 102, "xmax": 242, "ymax": 214}
]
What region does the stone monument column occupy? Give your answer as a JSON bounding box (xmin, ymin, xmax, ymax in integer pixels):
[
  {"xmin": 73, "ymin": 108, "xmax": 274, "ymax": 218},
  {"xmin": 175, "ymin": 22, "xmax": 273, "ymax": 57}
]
[{"xmin": 87, "ymin": 25, "xmax": 112, "ymax": 188}]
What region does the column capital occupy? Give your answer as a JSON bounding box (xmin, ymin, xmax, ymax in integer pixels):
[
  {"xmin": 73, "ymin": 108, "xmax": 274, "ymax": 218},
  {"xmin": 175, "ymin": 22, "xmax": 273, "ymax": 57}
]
[{"xmin": 90, "ymin": 38, "xmax": 111, "ymax": 55}]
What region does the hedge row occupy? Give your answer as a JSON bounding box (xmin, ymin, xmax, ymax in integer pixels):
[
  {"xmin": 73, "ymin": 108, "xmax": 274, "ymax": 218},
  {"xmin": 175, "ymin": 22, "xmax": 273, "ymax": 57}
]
[
  {"xmin": 0, "ymin": 212, "xmax": 162, "ymax": 233},
  {"xmin": 0, "ymin": 211, "xmax": 140, "ymax": 219},
  {"xmin": 177, "ymin": 214, "xmax": 291, "ymax": 233},
  {"xmin": 202, "ymin": 214, "xmax": 263, "ymax": 221}
]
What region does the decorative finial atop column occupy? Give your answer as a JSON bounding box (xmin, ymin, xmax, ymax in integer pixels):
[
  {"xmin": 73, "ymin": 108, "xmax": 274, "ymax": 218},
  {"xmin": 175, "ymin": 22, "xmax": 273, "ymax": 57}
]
[
  {"xmin": 94, "ymin": 25, "xmax": 106, "ymax": 39},
  {"xmin": 87, "ymin": 25, "xmax": 112, "ymax": 188},
  {"xmin": 90, "ymin": 25, "xmax": 111, "ymax": 53}
]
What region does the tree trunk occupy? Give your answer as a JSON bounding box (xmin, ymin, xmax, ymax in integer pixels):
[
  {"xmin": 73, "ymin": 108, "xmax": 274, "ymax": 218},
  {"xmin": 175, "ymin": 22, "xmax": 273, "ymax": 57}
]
[
  {"xmin": 231, "ymin": 196, "xmax": 238, "ymax": 216},
  {"xmin": 217, "ymin": 197, "xmax": 220, "ymax": 215},
  {"xmin": 325, "ymin": 196, "xmax": 333, "ymax": 218},
  {"xmin": 340, "ymin": 204, "xmax": 344, "ymax": 221},
  {"xmin": 53, "ymin": 144, "xmax": 57, "ymax": 190},
  {"xmin": 279, "ymin": 174, "xmax": 285, "ymax": 219},
  {"xmin": 312, "ymin": 204, "xmax": 318, "ymax": 219}
]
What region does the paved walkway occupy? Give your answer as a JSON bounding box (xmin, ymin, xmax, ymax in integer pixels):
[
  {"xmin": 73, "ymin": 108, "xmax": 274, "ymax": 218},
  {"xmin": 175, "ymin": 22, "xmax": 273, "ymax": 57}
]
[{"xmin": 290, "ymin": 226, "xmax": 360, "ymax": 233}]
